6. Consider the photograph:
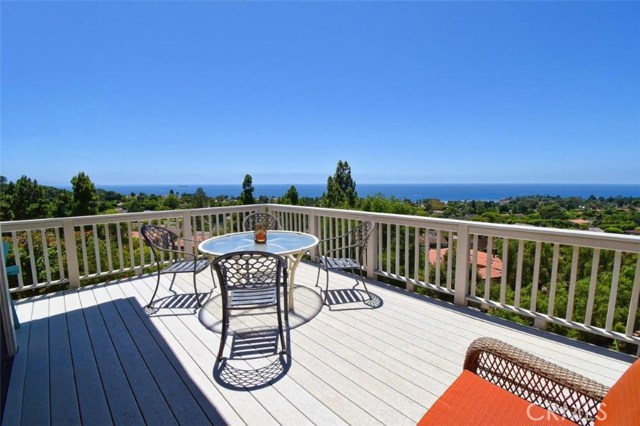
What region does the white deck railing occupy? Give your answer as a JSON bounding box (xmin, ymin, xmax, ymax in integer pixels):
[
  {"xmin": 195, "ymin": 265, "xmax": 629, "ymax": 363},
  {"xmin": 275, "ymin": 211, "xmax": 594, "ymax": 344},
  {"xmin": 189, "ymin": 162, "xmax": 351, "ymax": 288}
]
[{"xmin": 2, "ymin": 204, "xmax": 639, "ymax": 347}]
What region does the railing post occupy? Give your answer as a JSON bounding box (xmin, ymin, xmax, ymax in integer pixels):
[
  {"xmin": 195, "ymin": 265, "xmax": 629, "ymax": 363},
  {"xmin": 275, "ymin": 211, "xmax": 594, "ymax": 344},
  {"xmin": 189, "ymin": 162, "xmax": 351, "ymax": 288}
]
[
  {"xmin": 63, "ymin": 218, "xmax": 81, "ymax": 288},
  {"xmin": 0, "ymin": 249, "xmax": 17, "ymax": 356},
  {"xmin": 366, "ymin": 222, "xmax": 377, "ymax": 279},
  {"xmin": 454, "ymin": 223, "xmax": 470, "ymax": 306},
  {"xmin": 182, "ymin": 210, "xmax": 193, "ymax": 253},
  {"xmin": 308, "ymin": 210, "xmax": 319, "ymax": 262}
]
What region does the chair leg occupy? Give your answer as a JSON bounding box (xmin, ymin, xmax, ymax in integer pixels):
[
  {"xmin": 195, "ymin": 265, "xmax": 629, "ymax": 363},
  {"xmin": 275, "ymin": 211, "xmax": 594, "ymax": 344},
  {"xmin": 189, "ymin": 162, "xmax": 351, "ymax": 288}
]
[
  {"xmin": 354, "ymin": 267, "xmax": 372, "ymax": 301},
  {"xmin": 168, "ymin": 273, "xmax": 177, "ymax": 293},
  {"xmin": 209, "ymin": 265, "xmax": 217, "ymax": 289},
  {"xmin": 323, "ymin": 268, "xmax": 330, "ymax": 305},
  {"xmin": 315, "ymin": 261, "xmax": 322, "ymax": 288},
  {"xmin": 147, "ymin": 271, "xmax": 162, "ymax": 308},
  {"xmin": 193, "ymin": 272, "xmax": 201, "ymax": 308},
  {"xmin": 217, "ymin": 308, "xmax": 229, "ymax": 362},
  {"xmin": 276, "ymin": 296, "xmax": 286, "ymax": 354}
]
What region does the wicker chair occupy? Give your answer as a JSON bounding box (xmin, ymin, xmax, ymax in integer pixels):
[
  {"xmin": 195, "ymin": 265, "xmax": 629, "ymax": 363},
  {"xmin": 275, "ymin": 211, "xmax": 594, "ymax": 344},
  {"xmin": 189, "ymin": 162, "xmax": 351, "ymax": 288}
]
[
  {"xmin": 315, "ymin": 221, "xmax": 374, "ymax": 306},
  {"xmin": 418, "ymin": 337, "xmax": 640, "ymax": 426},
  {"xmin": 211, "ymin": 251, "xmax": 288, "ymax": 361},
  {"xmin": 140, "ymin": 224, "xmax": 214, "ymax": 310},
  {"xmin": 242, "ymin": 212, "xmax": 281, "ymax": 232}
]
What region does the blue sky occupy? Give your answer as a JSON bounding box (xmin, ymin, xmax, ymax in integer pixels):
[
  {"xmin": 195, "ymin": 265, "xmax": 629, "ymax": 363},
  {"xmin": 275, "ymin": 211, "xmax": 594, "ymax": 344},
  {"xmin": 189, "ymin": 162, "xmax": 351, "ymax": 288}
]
[{"xmin": 1, "ymin": 1, "xmax": 639, "ymax": 186}]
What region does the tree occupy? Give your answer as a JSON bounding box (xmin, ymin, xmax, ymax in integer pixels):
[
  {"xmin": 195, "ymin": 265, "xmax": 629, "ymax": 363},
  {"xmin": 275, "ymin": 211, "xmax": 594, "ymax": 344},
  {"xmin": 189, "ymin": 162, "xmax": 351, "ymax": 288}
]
[
  {"xmin": 164, "ymin": 190, "xmax": 180, "ymax": 209},
  {"xmin": 11, "ymin": 176, "xmax": 49, "ymax": 219},
  {"xmin": 71, "ymin": 172, "xmax": 98, "ymax": 216},
  {"xmin": 281, "ymin": 185, "xmax": 299, "ymax": 205},
  {"xmin": 322, "ymin": 160, "xmax": 358, "ymax": 208},
  {"xmin": 239, "ymin": 174, "xmax": 255, "ymax": 205},
  {"xmin": 192, "ymin": 187, "xmax": 208, "ymax": 208}
]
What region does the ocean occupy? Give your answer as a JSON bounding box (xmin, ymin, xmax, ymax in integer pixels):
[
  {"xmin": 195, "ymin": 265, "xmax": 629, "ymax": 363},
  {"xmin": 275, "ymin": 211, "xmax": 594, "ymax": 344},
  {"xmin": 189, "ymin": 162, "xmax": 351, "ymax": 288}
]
[{"xmin": 87, "ymin": 183, "xmax": 640, "ymax": 202}]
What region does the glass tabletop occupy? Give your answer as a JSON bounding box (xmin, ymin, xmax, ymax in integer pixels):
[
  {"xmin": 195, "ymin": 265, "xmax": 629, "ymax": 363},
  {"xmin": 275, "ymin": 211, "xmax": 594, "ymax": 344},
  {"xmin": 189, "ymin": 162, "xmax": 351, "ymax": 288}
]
[{"xmin": 198, "ymin": 230, "xmax": 319, "ymax": 257}]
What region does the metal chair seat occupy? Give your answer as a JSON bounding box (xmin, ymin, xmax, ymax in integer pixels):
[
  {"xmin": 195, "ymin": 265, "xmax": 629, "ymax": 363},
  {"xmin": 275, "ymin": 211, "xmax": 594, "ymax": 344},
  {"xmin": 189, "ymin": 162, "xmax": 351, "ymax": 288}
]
[
  {"xmin": 162, "ymin": 259, "xmax": 211, "ymax": 275},
  {"xmin": 230, "ymin": 286, "xmax": 278, "ymax": 307},
  {"xmin": 319, "ymin": 256, "xmax": 362, "ymax": 270}
]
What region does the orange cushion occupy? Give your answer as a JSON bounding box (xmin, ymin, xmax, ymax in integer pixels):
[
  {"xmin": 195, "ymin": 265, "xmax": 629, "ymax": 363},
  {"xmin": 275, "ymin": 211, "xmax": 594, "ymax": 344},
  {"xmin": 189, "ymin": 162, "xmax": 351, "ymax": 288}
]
[
  {"xmin": 418, "ymin": 370, "xmax": 576, "ymax": 426},
  {"xmin": 595, "ymin": 359, "xmax": 640, "ymax": 426}
]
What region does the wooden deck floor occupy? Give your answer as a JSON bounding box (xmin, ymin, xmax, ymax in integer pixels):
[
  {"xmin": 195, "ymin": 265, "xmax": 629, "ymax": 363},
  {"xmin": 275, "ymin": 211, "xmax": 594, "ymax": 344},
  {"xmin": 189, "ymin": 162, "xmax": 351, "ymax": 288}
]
[{"xmin": 2, "ymin": 262, "xmax": 635, "ymax": 426}]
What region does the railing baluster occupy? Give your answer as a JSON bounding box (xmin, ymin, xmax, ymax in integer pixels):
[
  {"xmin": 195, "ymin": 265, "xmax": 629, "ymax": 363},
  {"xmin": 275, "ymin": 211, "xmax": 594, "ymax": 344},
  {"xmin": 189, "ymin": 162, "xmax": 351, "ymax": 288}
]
[
  {"xmin": 127, "ymin": 222, "xmax": 135, "ymax": 270},
  {"xmin": 605, "ymin": 251, "xmax": 622, "ymax": 331},
  {"xmin": 377, "ymin": 222, "xmax": 383, "ymax": 273},
  {"xmin": 386, "ymin": 223, "xmax": 391, "ymax": 274},
  {"xmin": 424, "ymin": 228, "xmax": 430, "ymax": 285},
  {"xmin": 413, "ymin": 227, "xmax": 419, "ymax": 283},
  {"xmin": 566, "ymin": 246, "xmax": 580, "ymax": 322},
  {"xmin": 470, "ymin": 234, "xmax": 478, "ymax": 297},
  {"xmin": 435, "ymin": 230, "xmax": 442, "ymax": 287},
  {"xmin": 626, "ymin": 256, "xmax": 640, "ymax": 337},
  {"xmin": 548, "ymin": 243, "xmax": 560, "ymax": 317},
  {"xmin": 446, "ymin": 231, "xmax": 453, "ymax": 291},
  {"xmin": 137, "ymin": 221, "xmax": 145, "ymax": 273},
  {"xmin": 529, "ymin": 241, "xmax": 541, "ymax": 313},
  {"xmin": 395, "ymin": 225, "xmax": 400, "ymax": 277},
  {"xmin": 116, "ymin": 223, "xmax": 124, "ymax": 271},
  {"xmin": 55, "ymin": 227, "xmax": 65, "ymax": 281},
  {"xmin": 584, "ymin": 248, "xmax": 601, "ymax": 326},
  {"xmin": 40, "ymin": 229, "xmax": 52, "ymax": 284},
  {"xmin": 514, "ymin": 240, "xmax": 525, "ymax": 308},
  {"xmin": 105, "ymin": 224, "xmax": 113, "ymax": 273},
  {"xmin": 79, "ymin": 226, "xmax": 89, "ymax": 278},
  {"xmin": 484, "ymin": 236, "xmax": 493, "ymax": 300},
  {"xmin": 92, "ymin": 224, "xmax": 101, "ymax": 275},
  {"xmin": 404, "ymin": 226, "xmax": 409, "ymax": 281},
  {"xmin": 500, "ymin": 238, "xmax": 508, "ymax": 304}
]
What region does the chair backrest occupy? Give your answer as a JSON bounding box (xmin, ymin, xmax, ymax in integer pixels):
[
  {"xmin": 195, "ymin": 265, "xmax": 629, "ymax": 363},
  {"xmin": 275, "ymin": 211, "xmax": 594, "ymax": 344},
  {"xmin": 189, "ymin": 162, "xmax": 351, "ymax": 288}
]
[
  {"xmin": 140, "ymin": 224, "xmax": 180, "ymax": 259},
  {"xmin": 243, "ymin": 212, "xmax": 281, "ymax": 232},
  {"xmin": 350, "ymin": 221, "xmax": 374, "ymax": 248},
  {"xmin": 212, "ymin": 251, "xmax": 287, "ymax": 294},
  {"xmin": 2, "ymin": 242, "xmax": 9, "ymax": 263}
]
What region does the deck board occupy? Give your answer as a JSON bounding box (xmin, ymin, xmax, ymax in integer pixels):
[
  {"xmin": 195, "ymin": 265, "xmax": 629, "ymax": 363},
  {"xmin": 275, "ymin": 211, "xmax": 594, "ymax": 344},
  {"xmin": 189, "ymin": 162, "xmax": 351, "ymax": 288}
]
[
  {"xmin": 3, "ymin": 262, "xmax": 635, "ymax": 426},
  {"xmin": 75, "ymin": 288, "xmax": 146, "ymax": 425},
  {"xmin": 21, "ymin": 296, "xmax": 50, "ymax": 426},
  {"xmin": 48, "ymin": 292, "xmax": 81, "ymax": 425}
]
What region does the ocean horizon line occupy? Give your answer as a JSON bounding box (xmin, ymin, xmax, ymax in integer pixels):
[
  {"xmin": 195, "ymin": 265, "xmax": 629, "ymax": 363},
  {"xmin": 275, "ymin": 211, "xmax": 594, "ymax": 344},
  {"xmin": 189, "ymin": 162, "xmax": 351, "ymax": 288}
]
[{"xmin": 50, "ymin": 182, "xmax": 640, "ymax": 202}]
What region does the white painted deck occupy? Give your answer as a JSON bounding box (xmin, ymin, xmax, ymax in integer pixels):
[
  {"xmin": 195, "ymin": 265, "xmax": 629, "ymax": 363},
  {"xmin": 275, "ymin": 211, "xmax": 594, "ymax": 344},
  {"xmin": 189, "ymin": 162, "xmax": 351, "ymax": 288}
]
[{"xmin": 2, "ymin": 262, "xmax": 635, "ymax": 426}]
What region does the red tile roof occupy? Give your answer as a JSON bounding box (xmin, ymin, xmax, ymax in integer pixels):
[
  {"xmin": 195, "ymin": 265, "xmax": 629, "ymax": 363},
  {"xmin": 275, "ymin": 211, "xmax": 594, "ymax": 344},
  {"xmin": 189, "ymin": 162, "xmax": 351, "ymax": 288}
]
[{"xmin": 429, "ymin": 248, "xmax": 503, "ymax": 280}]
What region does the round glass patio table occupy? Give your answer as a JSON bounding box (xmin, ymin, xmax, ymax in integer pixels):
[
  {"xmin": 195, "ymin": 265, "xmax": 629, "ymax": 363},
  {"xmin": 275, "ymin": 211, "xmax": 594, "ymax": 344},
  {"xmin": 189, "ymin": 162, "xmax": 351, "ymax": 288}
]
[{"xmin": 198, "ymin": 231, "xmax": 319, "ymax": 311}]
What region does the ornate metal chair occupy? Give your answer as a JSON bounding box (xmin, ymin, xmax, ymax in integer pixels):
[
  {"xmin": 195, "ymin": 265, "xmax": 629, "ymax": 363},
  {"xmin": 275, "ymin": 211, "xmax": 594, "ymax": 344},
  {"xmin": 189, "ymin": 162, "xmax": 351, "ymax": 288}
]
[
  {"xmin": 140, "ymin": 224, "xmax": 214, "ymax": 310},
  {"xmin": 315, "ymin": 221, "xmax": 375, "ymax": 306},
  {"xmin": 242, "ymin": 212, "xmax": 281, "ymax": 232},
  {"xmin": 211, "ymin": 251, "xmax": 288, "ymax": 361}
]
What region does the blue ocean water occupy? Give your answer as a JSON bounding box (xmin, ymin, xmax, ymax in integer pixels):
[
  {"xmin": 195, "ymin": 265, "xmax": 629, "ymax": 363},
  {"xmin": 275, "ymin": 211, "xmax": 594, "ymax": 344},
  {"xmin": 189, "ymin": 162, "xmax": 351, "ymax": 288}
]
[{"xmin": 90, "ymin": 183, "xmax": 640, "ymax": 202}]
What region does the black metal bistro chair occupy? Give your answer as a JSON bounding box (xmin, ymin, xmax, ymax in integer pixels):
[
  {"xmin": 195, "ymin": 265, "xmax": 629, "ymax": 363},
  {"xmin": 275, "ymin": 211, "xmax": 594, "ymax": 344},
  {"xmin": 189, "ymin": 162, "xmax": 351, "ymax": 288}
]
[
  {"xmin": 242, "ymin": 212, "xmax": 281, "ymax": 232},
  {"xmin": 140, "ymin": 224, "xmax": 214, "ymax": 310},
  {"xmin": 315, "ymin": 221, "xmax": 375, "ymax": 306},
  {"xmin": 212, "ymin": 251, "xmax": 288, "ymax": 362}
]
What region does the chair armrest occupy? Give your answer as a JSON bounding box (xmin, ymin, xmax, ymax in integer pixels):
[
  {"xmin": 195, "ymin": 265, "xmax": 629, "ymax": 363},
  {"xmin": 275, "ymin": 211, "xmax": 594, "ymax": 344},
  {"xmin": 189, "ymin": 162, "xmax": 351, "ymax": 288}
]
[
  {"xmin": 464, "ymin": 337, "xmax": 609, "ymax": 425},
  {"xmin": 317, "ymin": 243, "xmax": 361, "ymax": 258},
  {"xmin": 153, "ymin": 247, "xmax": 199, "ymax": 261}
]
